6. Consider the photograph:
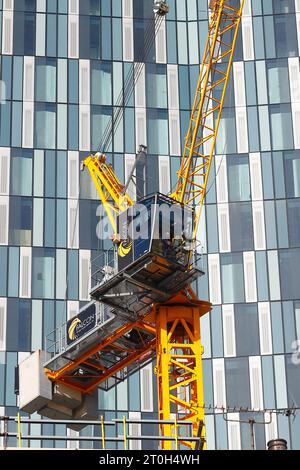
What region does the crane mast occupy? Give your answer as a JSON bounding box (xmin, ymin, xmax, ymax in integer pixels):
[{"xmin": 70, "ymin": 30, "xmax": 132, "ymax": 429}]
[{"xmin": 42, "ymin": 0, "xmax": 244, "ymax": 451}]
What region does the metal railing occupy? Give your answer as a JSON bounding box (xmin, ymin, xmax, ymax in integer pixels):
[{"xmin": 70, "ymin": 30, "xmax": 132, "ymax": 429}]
[{"xmin": 0, "ymin": 415, "xmax": 199, "ymax": 451}]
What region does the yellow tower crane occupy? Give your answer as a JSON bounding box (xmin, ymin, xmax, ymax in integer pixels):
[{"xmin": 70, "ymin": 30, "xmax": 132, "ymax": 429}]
[{"xmin": 45, "ymin": 0, "xmax": 244, "ymax": 450}]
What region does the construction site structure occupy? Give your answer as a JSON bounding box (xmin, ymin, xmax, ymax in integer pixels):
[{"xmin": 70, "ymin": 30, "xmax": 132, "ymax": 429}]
[{"xmin": 18, "ymin": 0, "xmax": 245, "ymax": 450}]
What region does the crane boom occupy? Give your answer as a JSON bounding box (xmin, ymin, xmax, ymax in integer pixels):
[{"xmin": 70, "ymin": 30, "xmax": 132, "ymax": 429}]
[{"xmin": 173, "ymin": 0, "xmax": 244, "ymax": 240}]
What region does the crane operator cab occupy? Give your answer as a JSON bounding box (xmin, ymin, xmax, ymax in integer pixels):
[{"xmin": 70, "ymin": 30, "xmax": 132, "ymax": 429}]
[{"xmin": 90, "ymin": 193, "xmax": 204, "ymax": 320}]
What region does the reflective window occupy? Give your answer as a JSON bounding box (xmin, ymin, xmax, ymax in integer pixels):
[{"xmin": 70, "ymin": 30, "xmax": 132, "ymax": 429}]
[
  {"xmin": 32, "ymin": 248, "xmax": 55, "ymax": 299},
  {"xmin": 269, "ymin": 104, "xmax": 293, "ymax": 151},
  {"xmin": 9, "ymin": 197, "xmax": 32, "ymax": 246},
  {"xmin": 267, "ymin": 59, "xmax": 290, "ymax": 104},
  {"xmin": 284, "ymin": 150, "xmax": 300, "ymax": 198},
  {"xmin": 279, "ymin": 249, "xmax": 300, "ymax": 300},
  {"xmin": 6, "ymin": 299, "xmax": 31, "ymax": 352},
  {"xmin": 273, "ymin": 0, "xmax": 295, "ymax": 14},
  {"xmin": 147, "ymin": 109, "xmax": 169, "ymax": 155},
  {"xmin": 227, "ymin": 155, "xmax": 251, "ymax": 202},
  {"xmin": 13, "ymin": 12, "xmax": 36, "ymax": 55},
  {"xmin": 146, "ymin": 64, "xmax": 167, "ymax": 109},
  {"xmin": 221, "ymin": 253, "xmax": 245, "ymax": 304},
  {"xmin": 91, "ymin": 62, "xmax": 112, "ymax": 106},
  {"xmin": 80, "ymin": 0, "xmax": 100, "ymax": 15},
  {"xmin": 274, "ymin": 15, "xmax": 298, "ymax": 58},
  {"xmin": 287, "ymin": 200, "xmax": 300, "ymax": 248},
  {"xmin": 286, "ymin": 354, "xmax": 300, "ymax": 408},
  {"xmin": 36, "ymin": 59, "xmax": 57, "ymax": 102},
  {"xmin": 10, "ymin": 149, "xmax": 32, "ymax": 197},
  {"xmin": 80, "ymin": 200, "xmax": 100, "ymax": 250},
  {"xmin": 235, "ymin": 304, "xmax": 260, "ymax": 357},
  {"xmin": 35, "ymin": 103, "xmax": 57, "ymax": 149},
  {"xmin": 91, "ymin": 106, "xmax": 112, "ymax": 152},
  {"xmin": 225, "ymin": 358, "xmax": 251, "ymax": 408},
  {"xmin": 80, "ymin": 16, "xmax": 101, "ymax": 60},
  {"xmin": 134, "ymin": 19, "xmax": 155, "ymax": 62},
  {"xmin": 229, "ymin": 203, "xmax": 254, "ymax": 252}
]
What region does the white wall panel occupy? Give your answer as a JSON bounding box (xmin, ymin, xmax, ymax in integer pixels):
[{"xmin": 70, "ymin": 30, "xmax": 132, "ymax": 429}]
[{"xmin": 208, "ymin": 254, "xmax": 222, "ymax": 305}]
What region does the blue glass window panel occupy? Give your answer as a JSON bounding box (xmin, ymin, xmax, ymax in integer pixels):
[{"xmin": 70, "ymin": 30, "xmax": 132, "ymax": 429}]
[
  {"xmin": 101, "ymin": 18, "xmax": 112, "ymax": 60},
  {"xmin": 68, "ymin": 60, "xmax": 78, "ymax": 104},
  {"xmin": 274, "ymin": 14, "xmax": 298, "ymax": 58},
  {"xmin": 229, "ymin": 203, "xmax": 254, "ymax": 252},
  {"xmin": 256, "ymin": 252, "xmax": 269, "ymax": 302},
  {"xmin": 253, "ymin": 17, "xmax": 265, "ymax": 60},
  {"xmin": 15, "ymin": 0, "xmax": 36, "ymax": 11},
  {"xmin": 147, "ymin": 109, "xmax": 169, "ymax": 155},
  {"xmin": 270, "ymin": 104, "xmax": 293, "ymax": 151},
  {"xmin": 276, "ymin": 200, "xmax": 289, "ymax": 248},
  {"xmin": 273, "ymin": 151, "xmax": 286, "ymax": 198},
  {"xmin": 286, "ymin": 354, "xmax": 300, "ymax": 408},
  {"xmin": 287, "ymin": 200, "xmax": 300, "ymax": 248},
  {"xmin": 47, "ymin": 0, "xmax": 57, "ymax": 13},
  {"xmin": 267, "ymin": 59, "xmax": 290, "ymax": 104},
  {"xmin": 6, "ymin": 353, "xmax": 17, "ymax": 406},
  {"xmin": 91, "ymin": 106, "xmax": 112, "ymax": 152},
  {"xmin": 146, "ymin": 64, "xmax": 167, "ymax": 108},
  {"xmin": 46, "ymin": 13, "xmax": 57, "ymax": 56},
  {"xmin": 252, "ymin": 0, "xmax": 262, "ymax": 15},
  {"xmin": 79, "ymin": 200, "xmax": 100, "ymax": 250},
  {"xmin": 112, "ymin": 18, "xmax": 122, "ymax": 61},
  {"xmin": 133, "ymin": 0, "xmax": 153, "ymax": 19},
  {"xmin": 134, "ymin": 19, "xmax": 155, "ymax": 62},
  {"xmin": 166, "ymin": 21, "xmax": 177, "ymax": 64},
  {"xmin": 58, "ymin": 14, "xmax": 68, "ymax": 58},
  {"xmin": 216, "ymin": 108, "xmax": 237, "ymax": 155},
  {"xmin": 8, "ymin": 247, "xmax": 19, "ymax": 298},
  {"xmin": 58, "ymin": 0, "xmax": 67, "ymax": 14},
  {"xmin": 68, "ymin": 250, "xmax": 78, "ymax": 300},
  {"xmin": 91, "ymin": 62, "xmax": 112, "ymax": 106},
  {"xmin": 11, "ymin": 102, "xmax": 22, "ymax": 148},
  {"xmin": 279, "ymin": 249, "xmax": 300, "ymax": 300},
  {"xmin": 0, "ymin": 247, "xmax": 7, "ymax": 296},
  {"xmin": 0, "ymin": 102, "xmax": 11, "ymax": 147},
  {"xmin": 271, "ymin": 302, "xmax": 284, "ymax": 353},
  {"xmin": 44, "ymin": 199, "xmax": 55, "ymax": 248},
  {"xmin": 179, "ymin": 66, "xmax": 190, "ymax": 110},
  {"xmin": 273, "ymin": 0, "xmax": 295, "ymax": 14},
  {"xmin": 80, "ymin": 16, "xmax": 101, "ymax": 60},
  {"xmin": 235, "ymin": 304, "xmax": 260, "ymax": 356},
  {"xmin": 80, "ymin": 0, "xmax": 100, "ymax": 15},
  {"xmin": 112, "ymin": 0, "xmax": 122, "ymax": 17},
  {"xmin": 145, "ymin": 155, "xmax": 159, "ymax": 194},
  {"xmin": 215, "ymin": 414, "xmax": 228, "ymax": 450},
  {"xmin": 263, "ymin": 16, "xmax": 276, "ymax": 59},
  {"xmin": 227, "ymin": 155, "xmax": 251, "ymax": 202},
  {"xmin": 45, "ymin": 150, "xmax": 56, "ymax": 198},
  {"xmin": 35, "ymin": 103, "xmax": 57, "ymax": 149},
  {"xmin": 202, "ymin": 360, "xmax": 214, "ymax": 409},
  {"xmin": 206, "ymin": 205, "xmax": 219, "ymax": 253},
  {"xmin": 225, "ymin": 358, "xmax": 251, "ymax": 408},
  {"xmin": 32, "ymin": 248, "xmax": 55, "ymax": 299},
  {"xmin": 284, "ymin": 150, "xmax": 300, "ymax": 198},
  {"xmin": 68, "ymin": 105, "xmax": 79, "ymax": 150},
  {"xmin": 261, "ymin": 152, "xmax": 274, "ymax": 199},
  {"xmin": 43, "ymin": 300, "xmax": 55, "ymax": 349},
  {"xmin": 128, "ymin": 372, "xmax": 140, "ymax": 411},
  {"xmin": 6, "ymin": 299, "xmax": 31, "ymax": 352},
  {"xmin": 282, "ymin": 302, "xmax": 296, "ymax": 354},
  {"xmin": 13, "ymin": 12, "xmax": 36, "ymax": 55},
  {"xmin": 265, "ymin": 201, "xmax": 277, "ymax": 249},
  {"xmin": 9, "ymin": 196, "xmax": 32, "ymax": 246},
  {"xmin": 12, "ymin": 56, "xmax": 23, "ymax": 101},
  {"xmin": 245, "ymin": 62, "xmax": 257, "ymax": 106},
  {"xmin": 36, "ymin": 59, "xmax": 57, "ymax": 102},
  {"xmin": 221, "ymin": 253, "xmax": 245, "ymax": 304},
  {"xmin": 262, "ymin": 356, "xmax": 276, "ymax": 409}
]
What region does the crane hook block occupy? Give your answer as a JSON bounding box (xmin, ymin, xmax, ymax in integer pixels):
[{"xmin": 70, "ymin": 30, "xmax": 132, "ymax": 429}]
[{"xmin": 153, "ymin": 1, "xmax": 169, "ymax": 16}]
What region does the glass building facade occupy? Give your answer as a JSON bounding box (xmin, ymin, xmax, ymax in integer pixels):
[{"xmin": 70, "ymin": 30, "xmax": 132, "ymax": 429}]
[{"xmin": 0, "ymin": 0, "xmax": 300, "ymax": 450}]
